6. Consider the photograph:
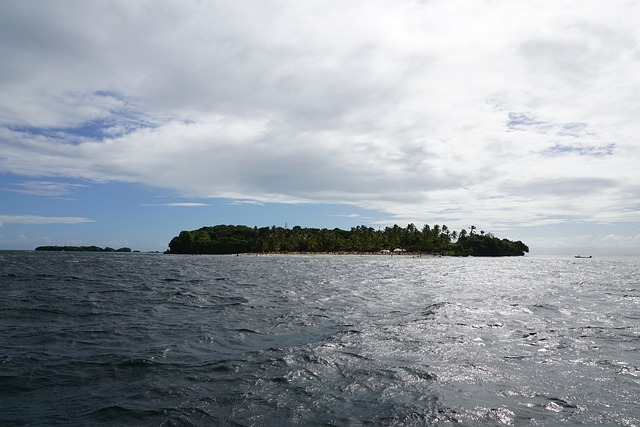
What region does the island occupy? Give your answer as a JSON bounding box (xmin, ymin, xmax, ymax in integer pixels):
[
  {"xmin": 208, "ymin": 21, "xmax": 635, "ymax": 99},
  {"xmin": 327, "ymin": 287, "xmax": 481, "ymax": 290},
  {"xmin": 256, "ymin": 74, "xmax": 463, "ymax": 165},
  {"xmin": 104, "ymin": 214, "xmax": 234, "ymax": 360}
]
[
  {"xmin": 166, "ymin": 224, "xmax": 529, "ymax": 257},
  {"xmin": 35, "ymin": 246, "xmax": 132, "ymax": 252}
]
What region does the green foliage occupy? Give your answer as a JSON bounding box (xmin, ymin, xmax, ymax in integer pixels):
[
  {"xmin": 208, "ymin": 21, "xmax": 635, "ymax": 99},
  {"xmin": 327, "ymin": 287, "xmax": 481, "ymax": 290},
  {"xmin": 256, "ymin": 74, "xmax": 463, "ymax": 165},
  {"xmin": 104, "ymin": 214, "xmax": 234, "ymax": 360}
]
[
  {"xmin": 167, "ymin": 224, "xmax": 529, "ymax": 257},
  {"xmin": 451, "ymin": 234, "xmax": 529, "ymax": 257},
  {"xmin": 168, "ymin": 225, "xmax": 256, "ymax": 254}
]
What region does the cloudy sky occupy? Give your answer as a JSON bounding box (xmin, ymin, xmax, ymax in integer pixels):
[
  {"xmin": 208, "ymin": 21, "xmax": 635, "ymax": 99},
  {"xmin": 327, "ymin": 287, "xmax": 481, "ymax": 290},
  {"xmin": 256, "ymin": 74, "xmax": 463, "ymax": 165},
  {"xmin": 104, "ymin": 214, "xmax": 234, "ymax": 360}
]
[{"xmin": 1, "ymin": 0, "xmax": 639, "ymax": 253}]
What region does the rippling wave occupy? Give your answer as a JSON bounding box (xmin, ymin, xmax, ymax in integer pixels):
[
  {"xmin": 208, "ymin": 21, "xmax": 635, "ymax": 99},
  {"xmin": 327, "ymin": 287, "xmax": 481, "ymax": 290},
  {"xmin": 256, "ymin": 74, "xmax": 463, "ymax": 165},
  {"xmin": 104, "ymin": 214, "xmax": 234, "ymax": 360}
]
[{"xmin": 1, "ymin": 252, "xmax": 638, "ymax": 425}]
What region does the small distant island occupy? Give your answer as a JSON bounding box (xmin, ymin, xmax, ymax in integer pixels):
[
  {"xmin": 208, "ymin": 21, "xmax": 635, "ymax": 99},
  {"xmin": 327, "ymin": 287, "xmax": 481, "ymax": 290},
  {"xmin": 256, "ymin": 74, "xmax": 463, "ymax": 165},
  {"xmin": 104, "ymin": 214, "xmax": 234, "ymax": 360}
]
[
  {"xmin": 35, "ymin": 246, "xmax": 133, "ymax": 252},
  {"xmin": 166, "ymin": 224, "xmax": 529, "ymax": 257}
]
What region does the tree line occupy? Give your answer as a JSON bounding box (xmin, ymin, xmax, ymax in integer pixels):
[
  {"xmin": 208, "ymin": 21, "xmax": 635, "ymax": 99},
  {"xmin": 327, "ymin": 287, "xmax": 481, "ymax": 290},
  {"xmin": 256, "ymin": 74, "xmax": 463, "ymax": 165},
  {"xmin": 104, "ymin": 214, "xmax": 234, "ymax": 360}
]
[{"xmin": 167, "ymin": 224, "xmax": 529, "ymax": 256}]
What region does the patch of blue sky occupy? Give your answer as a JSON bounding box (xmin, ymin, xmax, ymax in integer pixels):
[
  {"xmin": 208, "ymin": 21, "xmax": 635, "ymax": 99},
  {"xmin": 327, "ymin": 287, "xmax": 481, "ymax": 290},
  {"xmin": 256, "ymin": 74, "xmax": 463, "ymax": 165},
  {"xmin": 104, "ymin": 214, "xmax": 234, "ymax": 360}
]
[
  {"xmin": 506, "ymin": 112, "xmax": 554, "ymax": 133},
  {"xmin": 93, "ymin": 90, "xmax": 121, "ymax": 98},
  {"xmin": 543, "ymin": 142, "xmax": 615, "ymax": 157},
  {"xmin": 507, "ymin": 112, "xmax": 590, "ymax": 138},
  {"xmin": 8, "ymin": 113, "xmax": 156, "ymax": 144},
  {"xmin": 1, "ymin": 175, "xmax": 95, "ymax": 214},
  {"xmin": 558, "ymin": 122, "xmax": 590, "ymax": 137},
  {"xmin": 212, "ymin": 200, "xmax": 385, "ymax": 230},
  {"xmin": 6, "ymin": 90, "xmax": 160, "ymax": 143},
  {"xmin": 507, "ymin": 112, "xmax": 543, "ymax": 128},
  {"xmin": 1, "ymin": 173, "xmax": 391, "ymax": 250}
]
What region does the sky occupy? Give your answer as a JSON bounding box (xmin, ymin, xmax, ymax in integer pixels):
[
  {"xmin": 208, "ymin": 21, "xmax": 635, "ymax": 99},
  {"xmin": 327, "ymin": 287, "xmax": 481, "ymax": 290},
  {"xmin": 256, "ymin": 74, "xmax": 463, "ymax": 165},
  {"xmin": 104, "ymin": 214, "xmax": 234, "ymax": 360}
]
[{"xmin": 1, "ymin": 0, "xmax": 640, "ymax": 254}]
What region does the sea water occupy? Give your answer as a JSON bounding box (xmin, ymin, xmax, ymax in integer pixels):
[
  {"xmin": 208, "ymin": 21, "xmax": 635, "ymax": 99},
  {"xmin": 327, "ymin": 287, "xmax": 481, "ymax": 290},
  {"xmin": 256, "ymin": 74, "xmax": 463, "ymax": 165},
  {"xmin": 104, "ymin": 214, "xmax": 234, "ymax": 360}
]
[{"xmin": 1, "ymin": 251, "xmax": 638, "ymax": 426}]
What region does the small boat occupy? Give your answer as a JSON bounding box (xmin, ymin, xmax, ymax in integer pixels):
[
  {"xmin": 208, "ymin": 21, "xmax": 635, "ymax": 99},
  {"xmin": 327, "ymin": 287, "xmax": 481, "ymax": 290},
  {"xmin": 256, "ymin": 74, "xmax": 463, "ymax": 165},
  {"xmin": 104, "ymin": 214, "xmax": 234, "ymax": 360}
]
[{"xmin": 574, "ymin": 255, "xmax": 592, "ymax": 258}]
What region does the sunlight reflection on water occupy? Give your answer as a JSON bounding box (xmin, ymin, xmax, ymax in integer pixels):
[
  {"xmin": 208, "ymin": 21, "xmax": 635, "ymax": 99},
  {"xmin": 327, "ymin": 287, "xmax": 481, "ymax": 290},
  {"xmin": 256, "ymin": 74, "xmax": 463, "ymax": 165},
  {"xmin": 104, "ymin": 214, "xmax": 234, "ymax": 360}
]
[{"xmin": 0, "ymin": 252, "xmax": 638, "ymax": 425}]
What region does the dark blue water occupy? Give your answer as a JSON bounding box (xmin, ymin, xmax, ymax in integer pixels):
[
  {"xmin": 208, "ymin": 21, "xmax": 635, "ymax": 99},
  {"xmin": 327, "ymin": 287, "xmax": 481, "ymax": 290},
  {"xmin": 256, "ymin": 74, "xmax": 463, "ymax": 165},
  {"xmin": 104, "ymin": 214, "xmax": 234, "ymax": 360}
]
[{"xmin": 1, "ymin": 252, "xmax": 638, "ymax": 426}]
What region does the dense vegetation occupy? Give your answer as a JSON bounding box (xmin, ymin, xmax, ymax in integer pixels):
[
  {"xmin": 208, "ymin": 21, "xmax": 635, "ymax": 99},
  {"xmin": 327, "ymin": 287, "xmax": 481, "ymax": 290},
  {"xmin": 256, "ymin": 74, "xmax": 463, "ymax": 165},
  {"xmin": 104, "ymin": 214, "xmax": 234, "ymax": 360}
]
[
  {"xmin": 167, "ymin": 224, "xmax": 529, "ymax": 256},
  {"xmin": 35, "ymin": 246, "xmax": 132, "ymax": 252}
]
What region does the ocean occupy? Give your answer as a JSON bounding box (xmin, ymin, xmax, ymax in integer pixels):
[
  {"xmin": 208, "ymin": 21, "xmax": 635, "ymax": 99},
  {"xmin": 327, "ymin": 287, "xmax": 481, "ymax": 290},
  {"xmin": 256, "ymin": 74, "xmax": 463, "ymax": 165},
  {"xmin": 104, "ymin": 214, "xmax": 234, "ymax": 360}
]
[{"xmin": 1, "ymin": 251, "xmax": 638, "ymax": 426}]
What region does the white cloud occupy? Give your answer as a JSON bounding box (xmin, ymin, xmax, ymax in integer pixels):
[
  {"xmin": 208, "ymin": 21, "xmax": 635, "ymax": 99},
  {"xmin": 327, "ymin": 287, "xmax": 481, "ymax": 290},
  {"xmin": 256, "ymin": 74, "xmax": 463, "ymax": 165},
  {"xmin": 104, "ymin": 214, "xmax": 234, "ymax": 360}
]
[
  {"xmin": 1, "ymin": 0, "xmax": 639, "ymax": 237},
  {"xmin": 227, "ymin": 200, "xmax": 265, "ymax": 206},
  {"xmin": 142, "ymin": 202, "xmax": 210, "ymax": 207},
  {"xmin": 0, "ymin": 215, "xmax": 94, "ymax": 225},
  {"xmin": 529, "ymin": 232, "xmax": 640, "ymax": 251},
  {"xmin": 10, "ymin": 180, "xmax": 86, "ymax": 196}
]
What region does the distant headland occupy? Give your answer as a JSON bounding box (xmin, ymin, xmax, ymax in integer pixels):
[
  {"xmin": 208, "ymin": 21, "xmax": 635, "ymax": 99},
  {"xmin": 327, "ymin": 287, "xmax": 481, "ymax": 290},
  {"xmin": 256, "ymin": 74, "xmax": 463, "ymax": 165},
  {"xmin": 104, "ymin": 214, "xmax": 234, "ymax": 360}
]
[
  {"xmin": 166, "ymin": 224, "xmax": 529, "ymax": 257},
  {"xmin": 35, "ymin": 246, "xmax": 133, "ymax": 252}
]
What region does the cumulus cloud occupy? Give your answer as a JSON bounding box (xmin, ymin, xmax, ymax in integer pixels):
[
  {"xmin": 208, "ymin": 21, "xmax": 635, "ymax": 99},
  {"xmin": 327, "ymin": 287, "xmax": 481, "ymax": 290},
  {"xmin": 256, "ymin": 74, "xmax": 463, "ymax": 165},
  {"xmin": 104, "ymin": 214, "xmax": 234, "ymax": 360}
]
[{"xmin": 1, "ymin": 0, "xmax": 639, "ymax": 233}]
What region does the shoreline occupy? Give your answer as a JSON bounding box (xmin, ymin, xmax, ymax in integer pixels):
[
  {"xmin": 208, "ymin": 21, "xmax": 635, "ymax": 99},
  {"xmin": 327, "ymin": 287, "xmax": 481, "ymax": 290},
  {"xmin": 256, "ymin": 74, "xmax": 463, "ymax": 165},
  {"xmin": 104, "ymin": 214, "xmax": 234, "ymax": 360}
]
[{"xmin": 238, "ymin": 251, "xmax": 443, "ymax": 258}]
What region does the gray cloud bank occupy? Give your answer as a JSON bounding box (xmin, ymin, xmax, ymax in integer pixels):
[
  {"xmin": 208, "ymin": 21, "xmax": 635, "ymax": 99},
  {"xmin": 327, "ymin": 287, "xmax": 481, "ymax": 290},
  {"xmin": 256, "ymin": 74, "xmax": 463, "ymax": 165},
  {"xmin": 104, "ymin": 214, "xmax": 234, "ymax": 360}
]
[{"xmin": 1, "ymin": 0, "xmax": 640, "ymax": 235}]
